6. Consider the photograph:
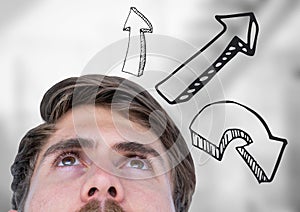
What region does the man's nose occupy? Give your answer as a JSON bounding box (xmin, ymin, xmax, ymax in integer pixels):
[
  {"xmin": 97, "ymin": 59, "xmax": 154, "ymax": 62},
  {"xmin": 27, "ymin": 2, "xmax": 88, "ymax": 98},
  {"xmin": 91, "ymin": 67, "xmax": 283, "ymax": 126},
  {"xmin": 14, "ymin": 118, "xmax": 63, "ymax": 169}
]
[{"xmin": 80, "ymin": 165, "xmax": 125, "ymax": 203}]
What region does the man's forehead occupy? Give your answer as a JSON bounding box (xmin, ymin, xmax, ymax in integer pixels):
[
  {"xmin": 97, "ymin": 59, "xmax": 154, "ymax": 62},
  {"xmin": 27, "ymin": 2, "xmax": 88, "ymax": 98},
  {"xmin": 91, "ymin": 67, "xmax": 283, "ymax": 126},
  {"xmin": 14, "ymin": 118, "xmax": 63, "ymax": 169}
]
[
  {"xmin": 31, "ymin": 105, "xmax": 173, "ymax": 184},
  {"xmin": 52, "ymin": 105, "xmax": 161, "ymax": 146}
]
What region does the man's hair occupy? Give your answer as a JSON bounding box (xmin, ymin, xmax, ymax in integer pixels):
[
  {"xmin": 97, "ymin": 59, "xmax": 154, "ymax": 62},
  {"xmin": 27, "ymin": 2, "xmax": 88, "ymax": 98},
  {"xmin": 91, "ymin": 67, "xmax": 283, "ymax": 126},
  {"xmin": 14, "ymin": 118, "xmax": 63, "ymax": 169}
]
[
  {"xmin": 11, "ymin": 74, "xmax": 196, "ymax": 212},
  {"xmin": 11, "ymin": 123, "xmax": 55, "ymax": 210}
]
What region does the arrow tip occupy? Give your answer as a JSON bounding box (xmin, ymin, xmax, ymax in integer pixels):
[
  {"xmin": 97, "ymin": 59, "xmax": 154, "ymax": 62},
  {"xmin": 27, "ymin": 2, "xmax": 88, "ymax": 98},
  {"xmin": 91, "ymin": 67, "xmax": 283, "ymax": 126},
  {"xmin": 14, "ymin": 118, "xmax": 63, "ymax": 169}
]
[
  {"xmin": 215, "ymin": 12, "xmax": 259, "ymax": 54},
  {"xmin": 123, "ymin": 7, "xmax": 153, "ymax": 33}
]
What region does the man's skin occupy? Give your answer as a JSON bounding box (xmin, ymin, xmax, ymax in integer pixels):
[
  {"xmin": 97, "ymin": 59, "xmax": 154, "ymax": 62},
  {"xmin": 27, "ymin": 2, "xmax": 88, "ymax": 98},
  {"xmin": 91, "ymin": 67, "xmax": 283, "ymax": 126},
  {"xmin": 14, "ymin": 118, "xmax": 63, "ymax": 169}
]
[{"xmin": 10, "ymin": 106, "xmax": 175, "ymax": 211}]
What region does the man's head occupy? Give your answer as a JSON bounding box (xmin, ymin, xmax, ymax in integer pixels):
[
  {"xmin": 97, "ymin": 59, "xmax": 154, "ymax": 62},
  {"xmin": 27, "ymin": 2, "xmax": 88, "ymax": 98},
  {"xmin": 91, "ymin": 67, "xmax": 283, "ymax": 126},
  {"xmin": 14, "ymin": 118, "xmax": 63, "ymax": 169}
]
[{"xmin": 11, "ymin": 74, "xmax": 195, "ymax": 212}]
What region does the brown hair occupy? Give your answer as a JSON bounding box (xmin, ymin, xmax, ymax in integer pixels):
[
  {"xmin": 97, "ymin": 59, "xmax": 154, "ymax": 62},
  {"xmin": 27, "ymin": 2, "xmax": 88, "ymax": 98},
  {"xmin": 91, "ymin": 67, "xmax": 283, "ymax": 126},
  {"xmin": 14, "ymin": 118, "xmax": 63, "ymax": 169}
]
[
  {"xmin": 11, "ymin": 123, "xmax": 55, "ymax": 211},
  {"xmin": 11, "ymin": 74, "xmax": 195, "ymax": 212}
]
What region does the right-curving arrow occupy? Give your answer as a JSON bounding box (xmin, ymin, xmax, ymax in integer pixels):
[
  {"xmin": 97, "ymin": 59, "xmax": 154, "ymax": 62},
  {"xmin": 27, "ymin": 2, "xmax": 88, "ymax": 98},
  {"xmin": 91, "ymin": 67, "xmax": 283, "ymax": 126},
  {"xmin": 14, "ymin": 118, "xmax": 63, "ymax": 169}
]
[
  {"xmin": 189, "ymin": 100, "xmax": 288, "ymax": 183},
  {"xmin": 156, "ymin": 12, "xmax": 259, "ymax": 104}
]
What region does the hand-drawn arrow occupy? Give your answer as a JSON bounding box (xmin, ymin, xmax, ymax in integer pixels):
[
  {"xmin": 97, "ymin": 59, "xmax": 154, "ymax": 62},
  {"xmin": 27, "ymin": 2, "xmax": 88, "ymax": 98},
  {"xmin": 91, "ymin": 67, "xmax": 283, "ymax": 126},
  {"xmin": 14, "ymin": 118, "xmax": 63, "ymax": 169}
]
[
  {"xmin": 156, "ymin": 12, "xmax": 259, "ymax": 104},
  {"xmin": 189, "ymin": 100, "xmax": 287, "ymax": 183},
  {"xmin": 122, "ymin": 7, "xmax": 153, "ymax": 77}
]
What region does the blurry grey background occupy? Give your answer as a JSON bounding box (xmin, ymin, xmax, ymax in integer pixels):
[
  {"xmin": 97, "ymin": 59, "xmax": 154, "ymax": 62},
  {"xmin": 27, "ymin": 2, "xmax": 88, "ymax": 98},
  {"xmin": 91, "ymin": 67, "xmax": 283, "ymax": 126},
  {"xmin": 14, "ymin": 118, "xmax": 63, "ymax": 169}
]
[{"xmin": 1, "ymin": 0, "xmax": 299, "ymax": 211}]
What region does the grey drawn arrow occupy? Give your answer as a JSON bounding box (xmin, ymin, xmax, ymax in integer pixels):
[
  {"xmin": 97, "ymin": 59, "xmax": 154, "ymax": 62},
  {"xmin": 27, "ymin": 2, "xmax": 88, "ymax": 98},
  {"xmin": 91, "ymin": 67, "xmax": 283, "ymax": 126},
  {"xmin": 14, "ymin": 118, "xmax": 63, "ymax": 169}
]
[
  {"xmin": 122, "ymin": 7, "xmax": 153, "ymax": 77},
  {"xmin": 190, "ymin": 100, "xmax": 287, "ymax": 183},
  {"xmin": 156, "ymin": 12, "xmax": 259, "ymax": 104}
]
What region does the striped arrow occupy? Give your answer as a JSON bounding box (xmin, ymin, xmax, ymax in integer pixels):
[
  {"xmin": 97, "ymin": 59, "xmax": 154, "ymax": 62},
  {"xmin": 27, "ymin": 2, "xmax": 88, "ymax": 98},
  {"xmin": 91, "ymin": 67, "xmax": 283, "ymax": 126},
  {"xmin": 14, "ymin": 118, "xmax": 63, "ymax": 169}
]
[
  {"xmin": 156, "ymin": 12, "xmax": 259, "ymax": 104},
  {"xmin": 190, "ymin": 100, "xmax": 287, "ymax": 183}
]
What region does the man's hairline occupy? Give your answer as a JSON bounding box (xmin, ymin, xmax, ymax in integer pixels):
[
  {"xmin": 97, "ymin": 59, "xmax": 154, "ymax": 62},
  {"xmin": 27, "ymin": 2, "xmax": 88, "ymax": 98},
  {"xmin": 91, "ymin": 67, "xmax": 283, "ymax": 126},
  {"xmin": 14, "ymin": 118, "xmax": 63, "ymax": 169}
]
[{"xmin": 32, "ymin": 104, "xmax": 174, "ymax": 175}]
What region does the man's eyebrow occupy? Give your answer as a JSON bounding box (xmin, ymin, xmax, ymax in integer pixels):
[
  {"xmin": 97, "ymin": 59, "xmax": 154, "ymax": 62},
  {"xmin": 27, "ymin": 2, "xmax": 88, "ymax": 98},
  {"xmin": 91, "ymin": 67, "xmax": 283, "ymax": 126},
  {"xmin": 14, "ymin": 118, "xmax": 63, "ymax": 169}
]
[
  {"xmin": 42, "ymin": 138, "xmax": 95, "ymax": 161},
  {"xmin": 112, "ymin": 142, "xmax": 160, "ymax": 158}
]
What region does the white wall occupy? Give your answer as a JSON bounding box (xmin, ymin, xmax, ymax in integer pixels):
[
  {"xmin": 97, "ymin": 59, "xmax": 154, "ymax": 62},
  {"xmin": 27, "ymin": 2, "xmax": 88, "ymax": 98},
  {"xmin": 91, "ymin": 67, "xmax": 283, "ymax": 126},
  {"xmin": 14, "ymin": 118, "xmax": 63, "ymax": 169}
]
[{"xmin": 1, "ymin": 1, "xmax": 299, "ymax": 211}]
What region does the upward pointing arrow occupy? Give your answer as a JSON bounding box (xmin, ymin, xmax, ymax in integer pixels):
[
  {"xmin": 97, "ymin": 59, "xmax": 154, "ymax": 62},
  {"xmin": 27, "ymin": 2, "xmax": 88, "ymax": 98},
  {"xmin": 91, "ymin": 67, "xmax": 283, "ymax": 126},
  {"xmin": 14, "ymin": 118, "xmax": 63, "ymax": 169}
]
[
  {"xmin": 156, "ymin": 12, "xmax": 259, "ymax": 104},
  {"xmin": 122, "ymin": 7, "xmax": 153, "ymax": 77}
]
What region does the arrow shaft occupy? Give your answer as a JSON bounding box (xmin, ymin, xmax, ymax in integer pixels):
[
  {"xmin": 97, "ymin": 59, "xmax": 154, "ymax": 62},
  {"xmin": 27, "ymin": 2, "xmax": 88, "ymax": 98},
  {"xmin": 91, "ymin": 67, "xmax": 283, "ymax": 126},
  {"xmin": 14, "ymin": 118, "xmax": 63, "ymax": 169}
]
[
  {"xmin": 174, "ymin": 37, "xmax": 243, "ymax": 103},
  {"xmin": 191, "ymin": 128, "xmax": 252, "ymax": 161},
  {"xmin": 156, "ymin": 35, "xmax": 242, "ymax": 104},
  {"xmin": 122, "ymin": 32, "xmax": 146, "ymax": 76},
  {"xmin": 236, "ymin": 146, "xmax": 269, "ymax": 182},
  {"xmin": 193, "ymin": 122, "xmax": 279, "ymax": 183},
  {"xmin": 139, "ymin": 32, "xmax": 146, "ymax": 72}
]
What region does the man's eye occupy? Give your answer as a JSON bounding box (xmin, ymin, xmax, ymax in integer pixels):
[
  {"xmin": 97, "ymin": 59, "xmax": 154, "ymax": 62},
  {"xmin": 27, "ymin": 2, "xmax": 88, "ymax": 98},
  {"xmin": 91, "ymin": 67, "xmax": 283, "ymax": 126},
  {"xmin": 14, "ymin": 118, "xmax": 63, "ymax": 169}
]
[
  {"xmin": 57, "ymin": 153, "xmax": 81, "ymax": 167},
  {"xmin": 124, "ymin": 157, "xmax": 151, "ymax": 170}
]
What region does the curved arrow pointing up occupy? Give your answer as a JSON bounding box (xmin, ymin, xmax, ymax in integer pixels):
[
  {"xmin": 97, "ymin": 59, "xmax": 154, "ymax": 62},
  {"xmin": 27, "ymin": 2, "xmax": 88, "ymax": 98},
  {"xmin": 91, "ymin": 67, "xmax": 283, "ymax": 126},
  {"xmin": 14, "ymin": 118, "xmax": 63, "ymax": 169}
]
[
  {"xmin": 122, "ymin": 7, "xmax": 153, "ymax": 77},
  {"xmin": 156, "ymin": 12, "xmax": 259, "ymax": 104},
  {"xmin": 189, "ymin": 100, "xmax": 287, "ymax": 183}
]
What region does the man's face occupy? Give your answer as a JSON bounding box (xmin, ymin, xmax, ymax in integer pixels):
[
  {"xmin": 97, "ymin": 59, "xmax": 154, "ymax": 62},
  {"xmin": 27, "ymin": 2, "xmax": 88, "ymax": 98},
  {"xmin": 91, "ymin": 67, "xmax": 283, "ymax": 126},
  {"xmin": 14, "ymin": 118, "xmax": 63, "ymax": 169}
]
[{"xmin": 21, "ymin": 106, "xmax": 175, "ymax": 212}]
